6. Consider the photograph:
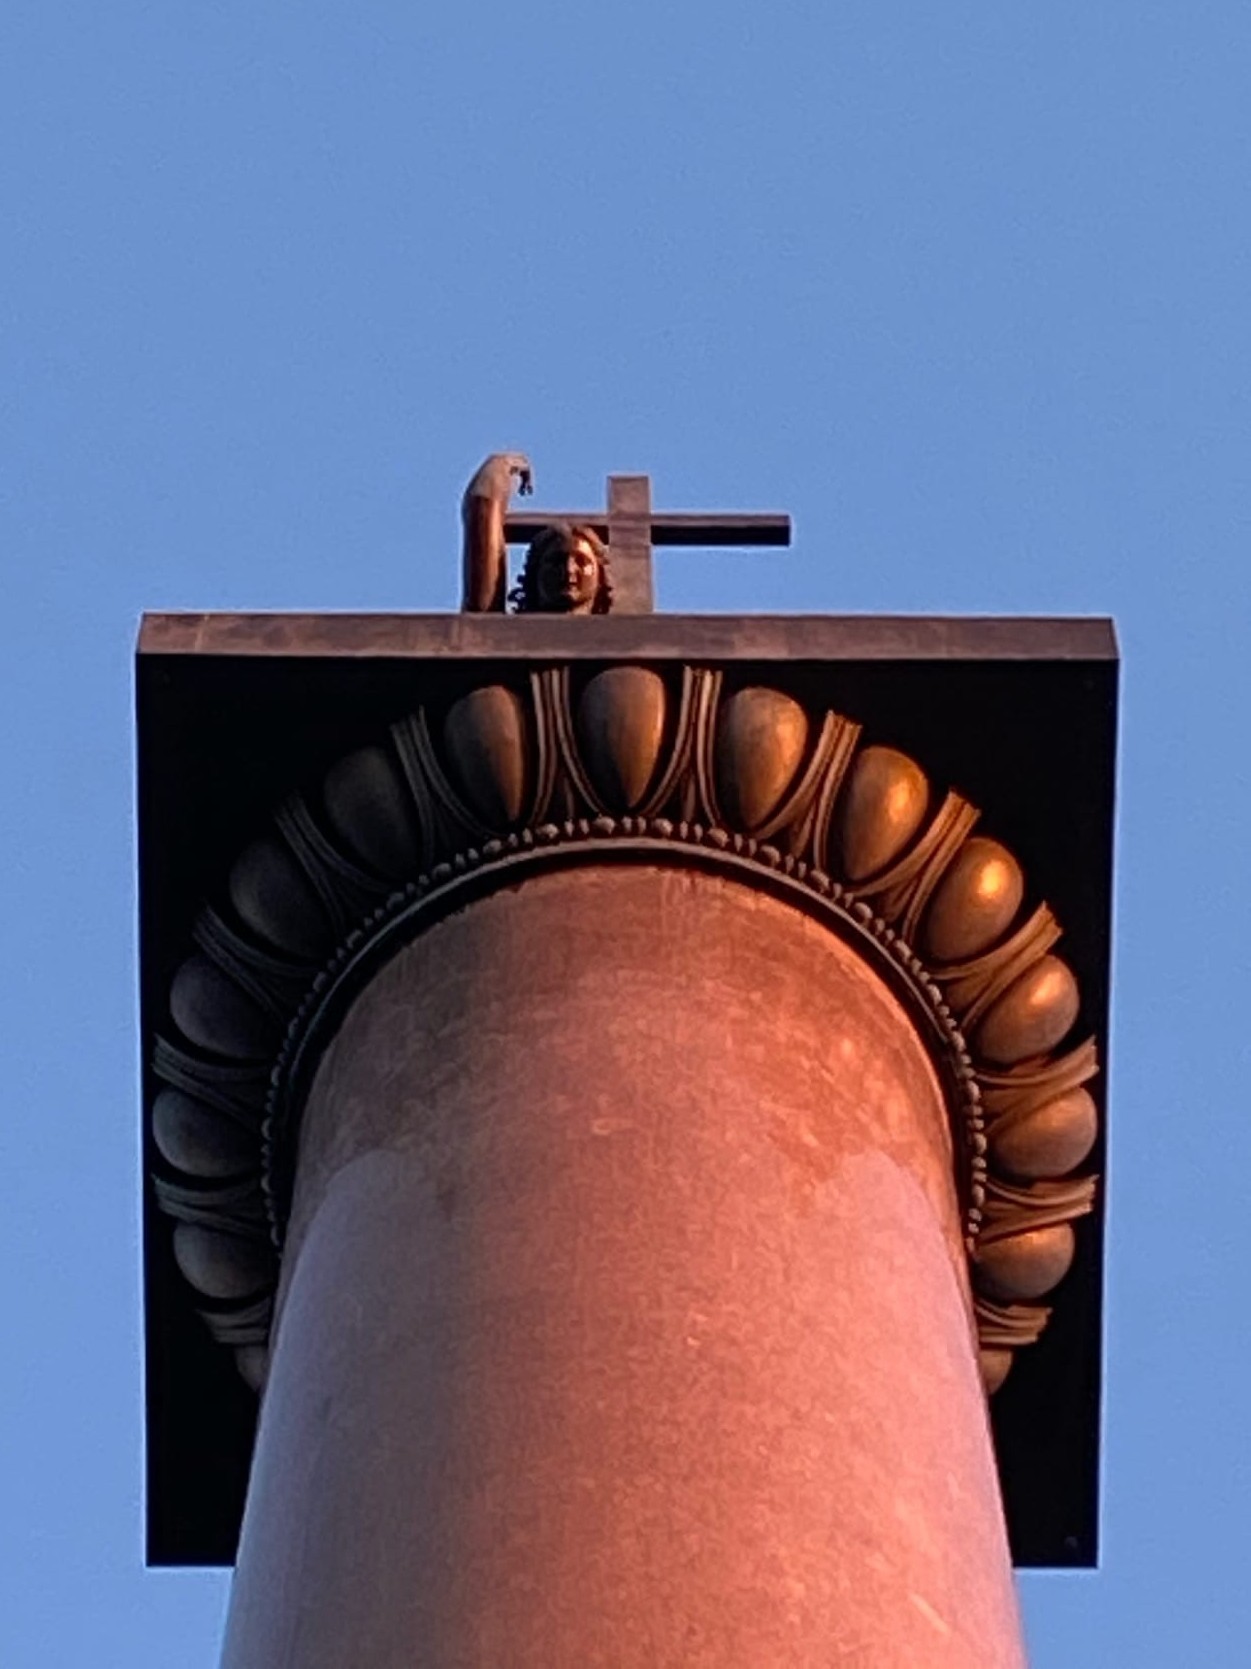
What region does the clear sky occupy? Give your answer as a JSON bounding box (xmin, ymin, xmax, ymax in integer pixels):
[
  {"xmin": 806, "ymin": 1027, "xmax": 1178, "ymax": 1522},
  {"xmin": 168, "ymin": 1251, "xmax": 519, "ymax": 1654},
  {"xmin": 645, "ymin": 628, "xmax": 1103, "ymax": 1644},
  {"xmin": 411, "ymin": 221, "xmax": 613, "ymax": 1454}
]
[{"xmin": 2, "ymin": 3, "xmax": 1249, "ymax": 1664}]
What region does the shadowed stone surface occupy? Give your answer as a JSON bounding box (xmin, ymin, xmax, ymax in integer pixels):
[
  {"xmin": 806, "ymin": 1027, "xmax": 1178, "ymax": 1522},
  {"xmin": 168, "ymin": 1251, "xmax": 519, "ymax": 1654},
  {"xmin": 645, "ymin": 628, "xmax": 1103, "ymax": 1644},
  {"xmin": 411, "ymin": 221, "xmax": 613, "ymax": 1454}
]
[{"xmin": 223, "ymin": 866, "xmax": 1023, "ymax": 1668}]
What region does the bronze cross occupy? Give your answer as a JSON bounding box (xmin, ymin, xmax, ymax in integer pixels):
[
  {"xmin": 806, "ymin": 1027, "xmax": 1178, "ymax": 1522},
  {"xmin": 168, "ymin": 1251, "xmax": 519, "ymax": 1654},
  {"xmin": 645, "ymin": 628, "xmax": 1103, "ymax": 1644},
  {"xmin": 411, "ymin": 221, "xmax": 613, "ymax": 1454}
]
[{"xmin": 504, "ymin": 474, "xmax": 791, "ymax": 614}]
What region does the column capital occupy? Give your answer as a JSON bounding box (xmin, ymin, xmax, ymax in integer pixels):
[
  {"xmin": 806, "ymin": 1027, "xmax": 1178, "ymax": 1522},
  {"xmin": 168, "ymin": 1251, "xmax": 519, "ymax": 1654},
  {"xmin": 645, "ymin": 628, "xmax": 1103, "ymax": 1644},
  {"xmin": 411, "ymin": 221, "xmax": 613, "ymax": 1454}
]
[{"xmin": 138, "ymin": 618, "xmax": 1115, "ymax": 1570}]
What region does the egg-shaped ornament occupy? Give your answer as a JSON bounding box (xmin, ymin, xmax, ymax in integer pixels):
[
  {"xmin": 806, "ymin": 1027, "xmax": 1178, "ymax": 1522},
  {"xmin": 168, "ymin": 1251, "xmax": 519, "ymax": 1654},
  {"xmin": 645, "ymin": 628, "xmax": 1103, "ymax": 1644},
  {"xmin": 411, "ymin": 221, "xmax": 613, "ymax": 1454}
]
[
  {"xmin": 323, "ymin": 745, "xmax": 422, "ymax": 879},
  {"xmin": 979, "ymin": 1347, "xmax": 1015, "ymax": 1395},
  {"xmin": 990, "ymin": 1087, "xmax": 1098, "ymax": 1180},
  {"xmin": 235, "ymin": 1344, "xmax": 270, "ymax": 1393},
  {"xmin": 173, "ymin": 1223, "xmax": 275, "ymax": 1303},
  {"xmin": 152, "ymin": 1087, "xmax": 255, "ymax": 1180},
  {"xmin": 920, "ymin": 837, "xmax": 1024, "ymax": 963},
  {"xmin": 229, "ymin": 835, "xmax": 333, "ymax": 961},
  {"xmin": 169, "ymin": 954, "xmax": 276, "ymax": 1060},
  {"xmin": 577, "ymin": 667, "xmax": 667, "ymax": 812},
  {"xmin": 714, "ymin": 686, "xmax": 808, "ymax": 831},
  {"xmin": 833, "ymin": 746, "xmax": 929, "ymax": 882},
  {"xmin": 975, "ymin": 1222, "xmax": 1075, "ymax": 1303},
  {"xmin": 443, "ymin": 685, "xmax": 530, "ymax": 828},
  {"xmin": 975, "ymin": 956, "xmax": 1080, "ymax": 1065}
]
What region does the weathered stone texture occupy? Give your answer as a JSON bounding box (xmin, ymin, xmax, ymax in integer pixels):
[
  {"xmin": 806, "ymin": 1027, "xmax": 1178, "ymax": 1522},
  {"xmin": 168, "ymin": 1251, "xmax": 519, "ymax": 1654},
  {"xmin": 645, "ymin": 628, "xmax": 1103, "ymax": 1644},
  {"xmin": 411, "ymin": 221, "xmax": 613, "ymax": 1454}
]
[{"xmin": 223, "ymin": 866, "xmax": 1023, "ymax": 1668}]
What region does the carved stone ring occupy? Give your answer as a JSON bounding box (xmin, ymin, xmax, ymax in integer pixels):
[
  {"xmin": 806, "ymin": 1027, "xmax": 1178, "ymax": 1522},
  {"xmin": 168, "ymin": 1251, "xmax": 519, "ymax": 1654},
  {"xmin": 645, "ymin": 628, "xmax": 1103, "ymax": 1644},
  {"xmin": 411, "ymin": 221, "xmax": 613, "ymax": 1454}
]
[{"xmin": 151, "ymin": 665, "xmax": 1100, "ymax": 1398}]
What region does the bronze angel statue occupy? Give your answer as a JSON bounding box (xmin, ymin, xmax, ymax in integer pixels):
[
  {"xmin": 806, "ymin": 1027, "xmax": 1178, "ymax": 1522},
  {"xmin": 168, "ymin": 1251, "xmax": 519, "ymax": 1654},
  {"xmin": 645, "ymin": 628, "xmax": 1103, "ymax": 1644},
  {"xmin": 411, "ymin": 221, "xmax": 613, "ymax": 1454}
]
[{"xmin": 461, "ymin": 453, "xmax": 613, "ymax": 615}]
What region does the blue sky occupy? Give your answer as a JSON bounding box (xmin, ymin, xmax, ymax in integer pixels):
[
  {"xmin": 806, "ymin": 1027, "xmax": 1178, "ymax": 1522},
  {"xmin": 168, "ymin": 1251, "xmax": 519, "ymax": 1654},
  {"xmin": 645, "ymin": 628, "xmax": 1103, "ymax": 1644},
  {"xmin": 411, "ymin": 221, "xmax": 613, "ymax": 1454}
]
[{"xmin": 3, "ymin": 3, "xmax": 1250, "ymax": 1663}]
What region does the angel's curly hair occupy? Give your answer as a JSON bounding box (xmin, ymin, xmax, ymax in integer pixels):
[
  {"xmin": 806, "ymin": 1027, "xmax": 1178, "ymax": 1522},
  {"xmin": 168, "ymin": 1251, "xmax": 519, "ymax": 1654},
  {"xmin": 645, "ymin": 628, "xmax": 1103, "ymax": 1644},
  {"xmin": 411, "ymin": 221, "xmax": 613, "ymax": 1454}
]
[{"xmin": 508, "ymin": 523, "xmax": 614, "ymax": 614}]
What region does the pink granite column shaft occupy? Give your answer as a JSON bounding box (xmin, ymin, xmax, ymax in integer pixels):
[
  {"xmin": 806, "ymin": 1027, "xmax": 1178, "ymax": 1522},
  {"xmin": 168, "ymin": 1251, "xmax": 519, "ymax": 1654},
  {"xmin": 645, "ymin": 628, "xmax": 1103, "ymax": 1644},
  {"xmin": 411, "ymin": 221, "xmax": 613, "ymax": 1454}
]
[{"xmin": 221, "ymin": 865, "xmax": 1024, "ymax": 1668}]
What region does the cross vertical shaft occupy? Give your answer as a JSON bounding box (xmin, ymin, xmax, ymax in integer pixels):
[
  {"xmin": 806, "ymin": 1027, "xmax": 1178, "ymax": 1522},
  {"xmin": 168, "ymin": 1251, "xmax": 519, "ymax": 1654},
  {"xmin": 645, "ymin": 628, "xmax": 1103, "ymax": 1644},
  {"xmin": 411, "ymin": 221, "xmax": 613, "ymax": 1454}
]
[{"xmin": 606, "ymin": 475, "xmax": 654, "ymax": 614}]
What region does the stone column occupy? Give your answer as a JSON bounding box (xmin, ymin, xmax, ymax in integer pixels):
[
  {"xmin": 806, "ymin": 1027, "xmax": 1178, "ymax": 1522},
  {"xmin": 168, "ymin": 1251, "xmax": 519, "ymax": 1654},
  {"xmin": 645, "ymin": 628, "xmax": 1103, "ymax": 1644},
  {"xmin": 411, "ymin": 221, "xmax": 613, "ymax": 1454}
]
[{"xmin": 221, "ymin": 864, "xmax": 1024, "ymax": 1669}]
